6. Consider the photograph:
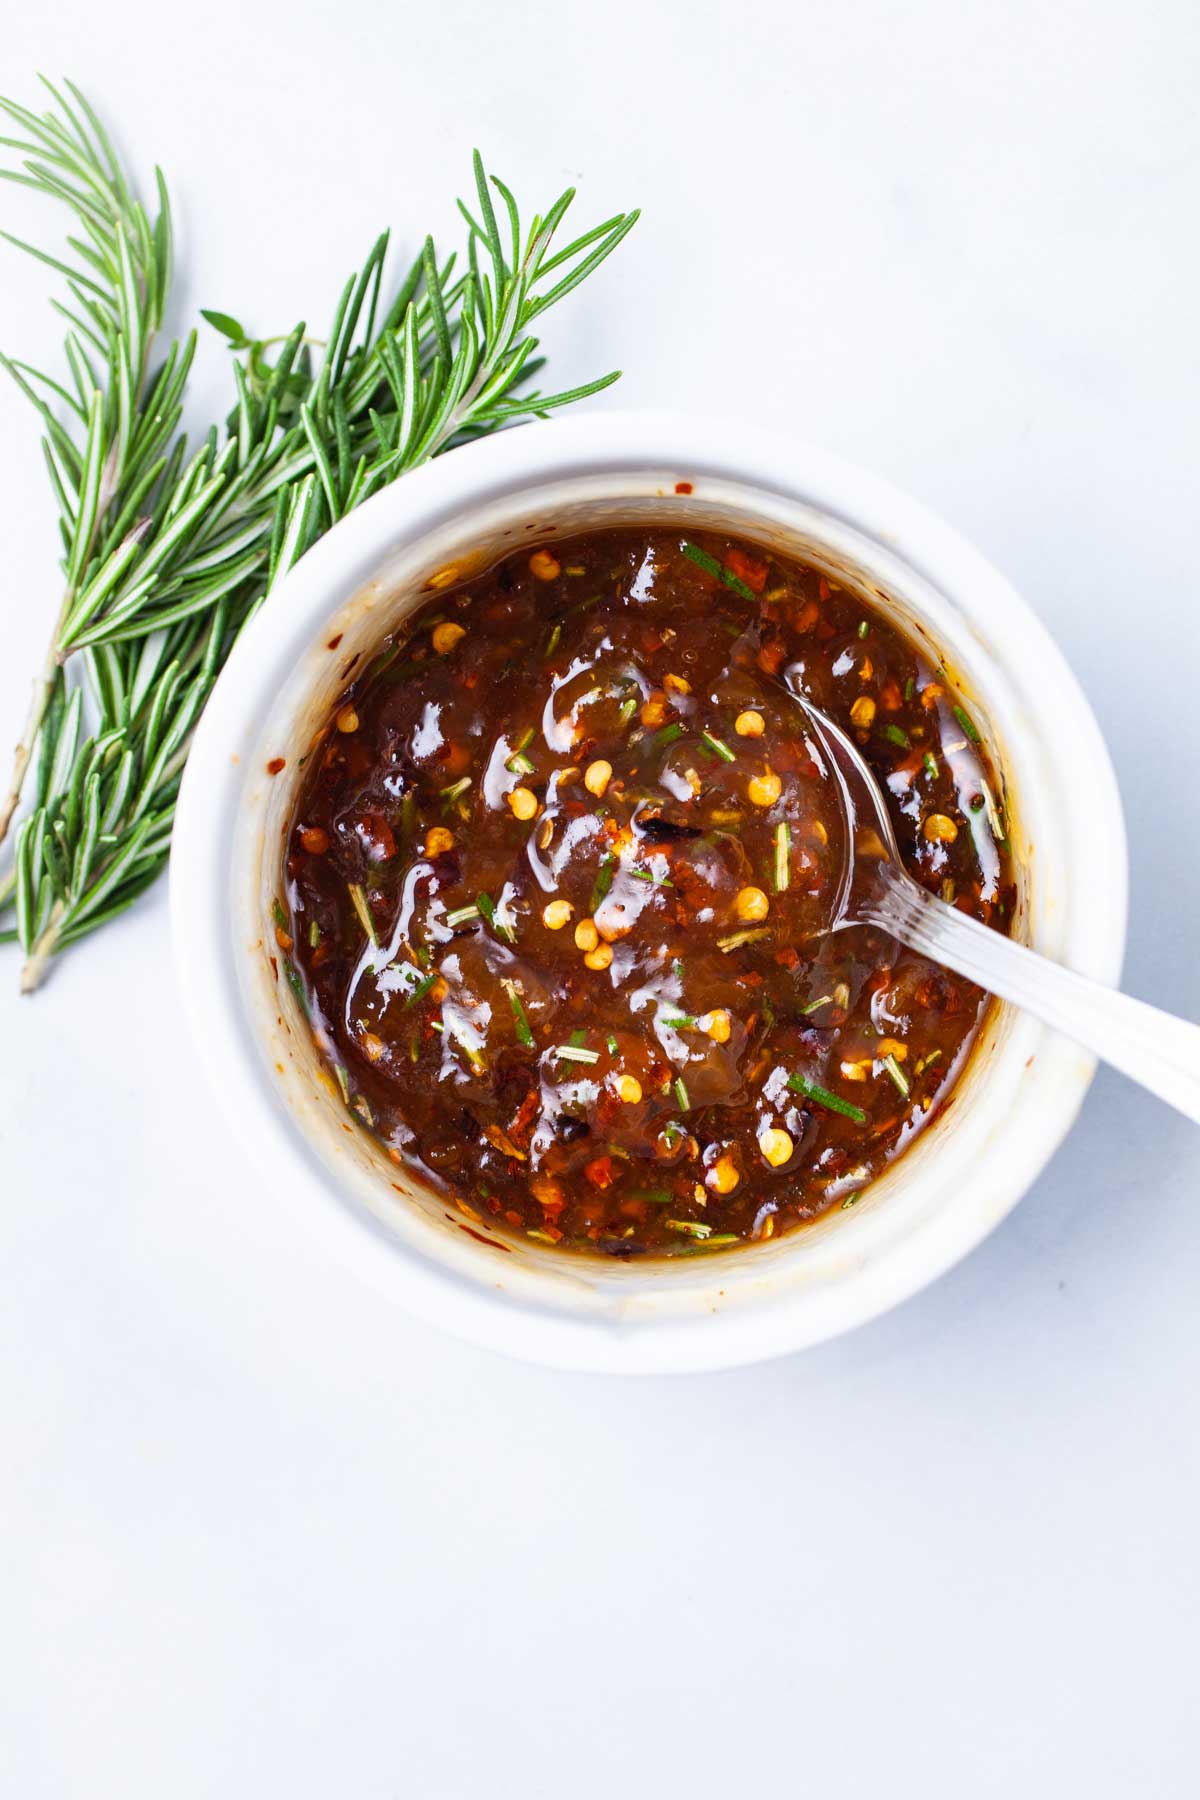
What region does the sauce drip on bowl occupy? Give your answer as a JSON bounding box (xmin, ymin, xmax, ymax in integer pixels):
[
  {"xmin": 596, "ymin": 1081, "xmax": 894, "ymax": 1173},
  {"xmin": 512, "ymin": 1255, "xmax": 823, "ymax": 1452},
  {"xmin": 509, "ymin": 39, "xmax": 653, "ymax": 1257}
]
[{"xmin": 280, "ymin": 529, "xmax": 1014, "ymax": 1256}]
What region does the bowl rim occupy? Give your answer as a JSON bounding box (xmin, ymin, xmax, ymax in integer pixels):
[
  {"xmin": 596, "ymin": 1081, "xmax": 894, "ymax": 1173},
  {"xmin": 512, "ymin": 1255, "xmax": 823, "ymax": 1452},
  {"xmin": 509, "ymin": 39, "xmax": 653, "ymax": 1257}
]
[{"xmin": 171, "ymin": 410, "xmax": 1128, "ymax": 1372}]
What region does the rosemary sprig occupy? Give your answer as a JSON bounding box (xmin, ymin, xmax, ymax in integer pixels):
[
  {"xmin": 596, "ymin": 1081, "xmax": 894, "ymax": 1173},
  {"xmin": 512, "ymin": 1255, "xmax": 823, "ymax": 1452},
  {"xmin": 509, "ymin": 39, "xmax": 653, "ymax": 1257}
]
[
  {"xmin": 0, "ymin": 76, "xmax": 184, "ymax": 854},
  {"xmin": 0, "ymin": 79, "xmax": 637, "ymax": 990}
]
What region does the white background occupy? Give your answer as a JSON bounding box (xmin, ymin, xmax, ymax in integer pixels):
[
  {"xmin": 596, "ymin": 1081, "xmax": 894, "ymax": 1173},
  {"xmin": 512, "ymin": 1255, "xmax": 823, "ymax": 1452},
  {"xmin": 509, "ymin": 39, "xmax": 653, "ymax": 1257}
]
[{"xmin": 3, "ymin": 2, "xmax": 1199, "ymax": 1794}]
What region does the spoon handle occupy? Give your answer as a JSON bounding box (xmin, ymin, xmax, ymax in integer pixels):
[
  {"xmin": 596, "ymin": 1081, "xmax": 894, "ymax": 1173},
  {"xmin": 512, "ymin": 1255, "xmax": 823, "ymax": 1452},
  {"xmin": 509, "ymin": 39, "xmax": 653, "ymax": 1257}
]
[{"xmin": 865, "ymin": 871, "xmax": 1200, "ymax": 1124}]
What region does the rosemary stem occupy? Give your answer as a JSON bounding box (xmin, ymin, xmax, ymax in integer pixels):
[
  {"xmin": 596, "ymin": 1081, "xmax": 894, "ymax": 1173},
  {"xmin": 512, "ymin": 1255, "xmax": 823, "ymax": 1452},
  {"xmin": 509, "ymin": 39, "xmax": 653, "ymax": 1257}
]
[
  {"xmin": 20, "ymin": 898, "xmax": 66, "ymax": 994},
  {"xmin": 0, "ymin": 583, "xmax": 74, "ymax": 846},
  {"xmin": 0, "ymin": 403, "xmax": 128, "ymax": 845}
]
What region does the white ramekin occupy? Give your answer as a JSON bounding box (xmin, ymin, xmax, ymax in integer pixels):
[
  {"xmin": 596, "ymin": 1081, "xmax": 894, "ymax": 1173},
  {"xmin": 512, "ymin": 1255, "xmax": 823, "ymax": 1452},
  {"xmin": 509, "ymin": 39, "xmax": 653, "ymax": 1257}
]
[{"xmin": 170, "ymin": 413, "xmax": 1126, "ymax": 1373}]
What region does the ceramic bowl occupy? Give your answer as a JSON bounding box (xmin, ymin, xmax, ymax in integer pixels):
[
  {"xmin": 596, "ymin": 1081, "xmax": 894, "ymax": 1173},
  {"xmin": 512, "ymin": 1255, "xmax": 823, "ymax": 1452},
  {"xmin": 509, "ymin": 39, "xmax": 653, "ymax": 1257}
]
[{"xmin": 171, "ymin": 412, "xmax": 1126, "ymax": 1372}]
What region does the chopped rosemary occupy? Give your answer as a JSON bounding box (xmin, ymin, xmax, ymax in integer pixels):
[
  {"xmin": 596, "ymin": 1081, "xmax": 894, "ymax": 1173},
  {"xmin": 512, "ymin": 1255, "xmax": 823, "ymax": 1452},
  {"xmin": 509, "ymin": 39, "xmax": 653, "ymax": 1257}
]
[
  {"xmin": 476, "ymin": 890, "xmax": 515, "ymax": 944},
  {"xmin": 474, "ymin": 889, "xmax": 500, "ymax": 936},
  {"xmin": 307, "ymin": 919, "xmax": 321, "ymax": 948},
  {"xmin": 631, "ymin": 866, "xmax": 673, "ymax": 886},
  {"xmin": 701, "ymin": 730, "xmax": 736, "ymax": 764},
  {"xmin": 923, "ymin": 750, "xmax": 939, "ymax": 779},
  {"xmin": 786, "ymin": 1072, "xmax": 867, "ymax": 1124},
  {"xmin": 543, "ymin": 624, "xmax": 562, "ymax": 659},
  {"xmin": 980, "ymin": 778, "xmax": 1007, "ymax": 844},
  {"xmin": 505, "ymin": 728, "xmax": 535, "ymax": 774},
  {"xmin": 555, "ymin": 1044, "xmax": 600, "ymax": 1065},
  {"xmin": 717, "ymin": 925, "xmax": 771, "ymax": 952},
  {"xmin": 590, "ymin": 852, "xmax": 615, "ymax": 910},
  {"xmin": 347, "ymin": 882, "xmax": 377, "ymax": 945},
  {"xmin": 444, "ymin": 903, "xmax": 481, "ymax": 928},
  {"xmin": 606, "ymin": 1033, "xmax": 618, "ymax": 1054},
  {"xmin": 617, "ymin": 695, "xmax": 638, "ymax": 727},
  {"xmin": 569, "ymin": 1028, "xmax": 588, "ymax": 1047},
  {"xmin": 448, "ymin": 1024, "xmax": 486, "ymax": 1074},
  {"xmin": 952, "ymin": 704, "xmax": 981, "ymax": 743},
  {"xmin": 404, "ymin": 969, "xmax": 438, "ymax": 1007},
  {"xmin": 440, "ymin": 776, "xmax": 473, "ymax": 811},
  {"xmin": 352, "ymin": 1094, "xmax": 375, "ymax": 1128},
  {"xmin": 502, "ymin": 979, "xmax": 535, "ymax": 1049},
  {"xmin": 857, "ymin": 619, "xmax": 869, "ymax": 639},
  {"xmin": 773, "ymin": 820, "xmax": 790, "ymax": 893},
  {"xmin": 882, "ymin": 723, "xmax": 909, "ymax": 748},
  {"xmin": 648, "ymin": 721, "xmax": 686, "ymax": 751},
  {"xmin": 841, "ymin": 1191, "xmax": 862, "ymax": 1210},
  {"xmin": 283, "ymin": 960, "xmax": 308, "ymax": 1017},
  {"xmin": 882, "ymin": 1053, "xmax": 910, "ymax": 1097},
  {"xmin": 333, "ymin": 1064, "xmax": 351, "ymax": 1103},
  {"xmin": 680, "ymin": 540, "xmax": 755, "ymax": 603},
  {"xmin": 802, "ymin": 994, "xmax": 832, "ymax": 1014},
  {"xmin": 673, "ymin": 1076, "xmax": 690, "ymax": 1111},
  {"xmin": 271, "ymin": 898, "xmax": 288, "ymax": 930},
  {"xmin": 665, "ymin": 1216, "xmax": 711, "ymax": 1238},
  {"xmin": 663, "ymin": 1013, "xmax": 697, "ymax": 1030}
]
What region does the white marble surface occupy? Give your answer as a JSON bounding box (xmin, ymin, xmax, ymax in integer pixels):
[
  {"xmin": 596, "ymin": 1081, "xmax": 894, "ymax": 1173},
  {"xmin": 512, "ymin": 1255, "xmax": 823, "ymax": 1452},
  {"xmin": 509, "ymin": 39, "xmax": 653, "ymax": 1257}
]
[{"xmin": 2, "ymin": 3, "xmax": 1198, "ymax": 1794}]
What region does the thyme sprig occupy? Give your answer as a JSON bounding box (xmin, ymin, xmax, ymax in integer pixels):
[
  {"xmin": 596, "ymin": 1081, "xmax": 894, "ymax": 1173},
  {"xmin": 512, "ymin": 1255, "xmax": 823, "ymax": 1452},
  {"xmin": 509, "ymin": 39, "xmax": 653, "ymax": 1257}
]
[{"xmin": 0, "ymin": 79, "xmax": 637, "ymax": 988}]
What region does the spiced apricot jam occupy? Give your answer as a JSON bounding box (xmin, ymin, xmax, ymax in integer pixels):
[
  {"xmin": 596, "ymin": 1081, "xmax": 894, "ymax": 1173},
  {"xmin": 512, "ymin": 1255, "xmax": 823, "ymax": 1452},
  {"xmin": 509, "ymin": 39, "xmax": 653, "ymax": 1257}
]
[{"xmin": 279, "ymin": 528, "xmax": 1014, "ymax": 1258}]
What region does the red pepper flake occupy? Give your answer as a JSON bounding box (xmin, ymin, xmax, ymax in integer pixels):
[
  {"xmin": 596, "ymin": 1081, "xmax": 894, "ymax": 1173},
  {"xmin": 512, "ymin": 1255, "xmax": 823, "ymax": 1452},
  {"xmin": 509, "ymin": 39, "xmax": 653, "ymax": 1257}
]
[
  {"xmin": 674, "ymin": 480, "xmax": 693, "ymax": 495},
  {"xmin": 299, "ymin": 826, "xmax": 330, "ymax": 854},
  {"xmin": 327, "ymin": 633, "xmax": 343, "ymax": 650},
  {"xmin": 584, "ymin": 1155, "xmax": 617, "ymax": 1190},
  {"xmin": 725, "ymin": 546, "xmax": 769, "ymax": 593},
  {"xmin": 274, "ymin": 925, "xmax": 294, "ymax": 952},
  {"xmin": 774, "ymin": 945, "xmax": 800, "ymax": 969},
  {"xmin": 352, "ymin": 813, "xmax": 396, "ymax": 862},
  {"xmin": 266, "ymin": 757, "xmax": 286, "ymax": 775},
  {"xmin": 507, "ymin": 1089, "xmax": 541, "ymax": 1150},
  {"xmin": 818, "ymin": 576, "xmax": 830, "ymax": 601},
  {"xmin": 794, "ymin": 598, "xmax": 820, "ymax": 633}
]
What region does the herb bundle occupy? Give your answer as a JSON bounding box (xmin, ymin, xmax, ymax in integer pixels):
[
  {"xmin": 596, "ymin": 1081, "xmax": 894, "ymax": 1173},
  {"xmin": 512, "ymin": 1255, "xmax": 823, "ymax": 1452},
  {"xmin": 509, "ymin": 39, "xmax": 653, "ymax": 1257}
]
[{"xmin": 0, "ymin": 77, "xmax": 636, "ymax": 990}]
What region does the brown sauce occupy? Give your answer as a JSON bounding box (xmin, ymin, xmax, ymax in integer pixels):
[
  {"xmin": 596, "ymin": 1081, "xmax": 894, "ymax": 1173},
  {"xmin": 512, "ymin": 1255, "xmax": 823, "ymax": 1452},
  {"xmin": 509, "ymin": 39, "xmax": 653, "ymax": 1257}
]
[{"xmin": 279, "ymin": 528, "xmax": 1014, "ymax": 1257}]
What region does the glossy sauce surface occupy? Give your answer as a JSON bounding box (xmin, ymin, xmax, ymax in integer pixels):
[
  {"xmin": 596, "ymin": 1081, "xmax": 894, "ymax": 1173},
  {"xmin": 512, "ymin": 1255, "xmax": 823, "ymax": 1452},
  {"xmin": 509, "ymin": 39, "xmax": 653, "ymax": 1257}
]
[{"xmin": 281, "ymin": 529, "xmax": 1013, "ymax": 1257}]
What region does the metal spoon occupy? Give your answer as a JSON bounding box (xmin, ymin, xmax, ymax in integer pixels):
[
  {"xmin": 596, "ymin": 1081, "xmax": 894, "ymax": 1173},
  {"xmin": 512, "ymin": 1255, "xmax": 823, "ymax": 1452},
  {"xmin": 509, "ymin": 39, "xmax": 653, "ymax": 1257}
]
[{"xmin": 796, "ymin": 695, "xmax": 1200, "ymax": 1123}]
